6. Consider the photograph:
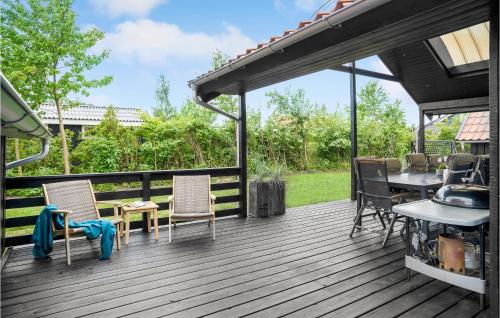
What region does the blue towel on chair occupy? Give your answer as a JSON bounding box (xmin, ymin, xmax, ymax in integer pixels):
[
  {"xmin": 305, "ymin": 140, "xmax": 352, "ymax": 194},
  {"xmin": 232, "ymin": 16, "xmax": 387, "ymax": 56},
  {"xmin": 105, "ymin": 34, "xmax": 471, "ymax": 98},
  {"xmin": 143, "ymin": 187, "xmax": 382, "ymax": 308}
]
[{"xmin": 32, "ymin": 204, "xmax": 116, "ymax": 260}]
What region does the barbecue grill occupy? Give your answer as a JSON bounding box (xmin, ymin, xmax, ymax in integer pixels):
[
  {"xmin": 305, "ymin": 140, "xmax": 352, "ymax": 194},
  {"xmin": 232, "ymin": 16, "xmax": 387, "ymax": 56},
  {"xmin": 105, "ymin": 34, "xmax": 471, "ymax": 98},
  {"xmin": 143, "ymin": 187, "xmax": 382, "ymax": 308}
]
[{"xmin": 433, "ymin": 184, "xmax": 489, "ymax": 210}]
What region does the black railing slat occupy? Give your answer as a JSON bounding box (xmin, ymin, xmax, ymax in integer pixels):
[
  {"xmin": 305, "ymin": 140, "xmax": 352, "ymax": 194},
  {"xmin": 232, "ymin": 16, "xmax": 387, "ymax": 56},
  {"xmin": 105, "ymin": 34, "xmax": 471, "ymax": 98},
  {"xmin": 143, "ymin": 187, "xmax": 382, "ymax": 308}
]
[
  {"xmin": 6, "ymin": 196, "xmax": 45, "ymax": 209},
  {"xmin": 6, "ymin": 167, "xmax": 240, "ymax": 189},
  {"xmin": 5, "ymin": 215, "xmax": 39, "ymax": 228}
]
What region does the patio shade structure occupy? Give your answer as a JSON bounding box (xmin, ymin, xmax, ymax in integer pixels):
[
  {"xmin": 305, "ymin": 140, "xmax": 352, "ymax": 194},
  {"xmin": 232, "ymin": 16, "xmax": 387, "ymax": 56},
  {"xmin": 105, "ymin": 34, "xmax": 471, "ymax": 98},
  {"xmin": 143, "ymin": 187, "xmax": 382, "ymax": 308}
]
[{"xmin": 188, "ymin": 0, "xmax": 499, "ymax": 316}]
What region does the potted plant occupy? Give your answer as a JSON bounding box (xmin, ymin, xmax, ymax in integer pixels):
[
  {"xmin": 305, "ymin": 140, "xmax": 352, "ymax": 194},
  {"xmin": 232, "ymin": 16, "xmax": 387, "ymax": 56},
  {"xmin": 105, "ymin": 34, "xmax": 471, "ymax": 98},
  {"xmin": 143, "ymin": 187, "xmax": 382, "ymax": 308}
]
[
  {"xmin": 249, "ymin": 162, "xmax": 286, "ymax": 217},
  {"xmin": 435, "ymin": 163, "xmax": 447, "ymax": 177}
]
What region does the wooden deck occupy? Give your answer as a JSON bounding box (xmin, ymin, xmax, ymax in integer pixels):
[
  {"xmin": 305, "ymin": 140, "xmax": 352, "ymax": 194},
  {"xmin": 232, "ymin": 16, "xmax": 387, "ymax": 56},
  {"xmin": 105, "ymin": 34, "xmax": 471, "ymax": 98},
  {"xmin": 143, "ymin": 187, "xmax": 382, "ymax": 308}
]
[{"xmin": 1, "ymin": 200, "xmax": 488, "ymax": 317}]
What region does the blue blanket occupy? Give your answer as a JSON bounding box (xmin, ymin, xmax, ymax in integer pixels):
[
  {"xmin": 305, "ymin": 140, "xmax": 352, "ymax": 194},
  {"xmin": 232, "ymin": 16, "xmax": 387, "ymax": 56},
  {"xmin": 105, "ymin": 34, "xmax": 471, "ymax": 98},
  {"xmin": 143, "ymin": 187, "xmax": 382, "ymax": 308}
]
[{"xmin": 32, "ymin": 204, "xmax": 116, "ymax": 260}]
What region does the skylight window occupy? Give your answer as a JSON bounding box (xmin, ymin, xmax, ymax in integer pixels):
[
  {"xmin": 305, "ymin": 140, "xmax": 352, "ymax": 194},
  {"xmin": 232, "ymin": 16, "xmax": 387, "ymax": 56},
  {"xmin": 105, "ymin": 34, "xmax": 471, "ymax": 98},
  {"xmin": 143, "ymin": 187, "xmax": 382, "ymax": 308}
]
[{"xmin": 428, "ymin": 22, "xmax": 489, "ymax": 75}]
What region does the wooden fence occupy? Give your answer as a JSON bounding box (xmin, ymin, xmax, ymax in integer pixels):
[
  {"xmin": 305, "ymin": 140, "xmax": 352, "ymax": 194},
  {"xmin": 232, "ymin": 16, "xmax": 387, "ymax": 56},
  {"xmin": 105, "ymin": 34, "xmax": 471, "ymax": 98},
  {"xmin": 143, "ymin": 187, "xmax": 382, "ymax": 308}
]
[{"xmin": 4, "ymin": 167, "xmax": 243, "ymax": 246}]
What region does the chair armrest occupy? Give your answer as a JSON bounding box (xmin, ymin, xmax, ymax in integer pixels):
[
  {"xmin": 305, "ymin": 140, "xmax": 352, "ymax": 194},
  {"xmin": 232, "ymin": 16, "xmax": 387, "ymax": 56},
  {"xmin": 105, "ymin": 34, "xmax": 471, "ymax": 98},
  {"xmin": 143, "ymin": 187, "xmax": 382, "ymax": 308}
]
[
  {"xmin": 50, "ymin": 209, "xmax": 73, "ymax": 214},
  {"xmin": 95, "ymin": 200, "xmax": 124, "ymax": 207},
  {"xmin": 210, "ymin": 194, "xmax": 216, "ymax": 201},
  {"xmin": 166, "ymin": 196, "xmax": 173, "ymax": 203},
  {"xmin": 95, "ymin": 201, "xmax": 124, "ymax": 219}
]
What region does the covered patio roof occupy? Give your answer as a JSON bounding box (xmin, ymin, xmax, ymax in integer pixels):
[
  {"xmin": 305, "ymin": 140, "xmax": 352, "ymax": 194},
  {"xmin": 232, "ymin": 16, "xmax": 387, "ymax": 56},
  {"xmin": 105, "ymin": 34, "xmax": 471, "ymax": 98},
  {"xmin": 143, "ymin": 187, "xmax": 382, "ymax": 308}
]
[{"xmin": 189, "ymin": 0, "xmax": 490, "ymax": 105}]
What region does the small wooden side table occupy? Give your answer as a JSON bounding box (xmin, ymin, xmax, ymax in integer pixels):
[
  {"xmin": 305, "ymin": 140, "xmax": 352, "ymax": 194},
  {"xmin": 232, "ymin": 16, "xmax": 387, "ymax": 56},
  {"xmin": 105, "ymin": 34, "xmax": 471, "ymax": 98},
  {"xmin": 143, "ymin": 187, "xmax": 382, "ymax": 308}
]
[{"xmin": 121, "ymin": 201, "xmax": 159, "ymax": 245}]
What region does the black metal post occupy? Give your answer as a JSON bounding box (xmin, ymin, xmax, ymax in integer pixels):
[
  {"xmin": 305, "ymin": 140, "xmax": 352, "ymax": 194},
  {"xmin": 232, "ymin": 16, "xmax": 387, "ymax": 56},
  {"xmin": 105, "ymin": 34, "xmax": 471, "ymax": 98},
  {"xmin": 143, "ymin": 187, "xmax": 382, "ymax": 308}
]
[
  {"xmin": 406, "ymin": 216, "xmax": 411, "ymax": 281},
  {"xmin": 1, "ymin": 136, "xmax": 6, "ymax": 255},
  {"xmin": 238, "ymin": 92, "xmax": 248, "ymax": 218},
  {"xmin": 489, "ymin": 1, "xmax": 499, "ymax": 316},
  {"xmin": 480, "ymin": 223, "xmax": 486, "ymax": 310},
  {"xmin": 350, "ymin": 61, "xmax": 358, "ymax": 201},
  {"xmin": 417, "ymin": 109, "xmax": 425, "ymax": 153},
  {"xmin": 141, "ymin": 172, "xmax": 151, "ymax": 232}
]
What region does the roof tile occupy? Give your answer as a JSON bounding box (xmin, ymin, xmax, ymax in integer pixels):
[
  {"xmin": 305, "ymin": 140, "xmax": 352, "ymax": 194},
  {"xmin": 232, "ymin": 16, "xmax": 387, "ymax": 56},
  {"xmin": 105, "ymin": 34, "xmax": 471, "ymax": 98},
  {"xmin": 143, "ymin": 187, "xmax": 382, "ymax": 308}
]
[
  {"xmin": 456, "ymin": 111, "xmax": 489, "ymax": 142},
  {"xmin": 39, "ymin": 102, "xmax": 142, "ymax": 124}
]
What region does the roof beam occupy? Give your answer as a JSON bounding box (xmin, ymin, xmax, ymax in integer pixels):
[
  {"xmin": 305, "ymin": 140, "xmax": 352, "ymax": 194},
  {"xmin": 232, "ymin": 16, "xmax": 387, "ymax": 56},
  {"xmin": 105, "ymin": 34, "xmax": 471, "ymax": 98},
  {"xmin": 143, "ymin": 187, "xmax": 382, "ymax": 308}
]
[
  {"xmin": 331, "ymin": 65, "xmax": 399, "ymax": 82},
  {"xmin": 418, "ymin": 96, "xmax": 489, "ymax": 115}
]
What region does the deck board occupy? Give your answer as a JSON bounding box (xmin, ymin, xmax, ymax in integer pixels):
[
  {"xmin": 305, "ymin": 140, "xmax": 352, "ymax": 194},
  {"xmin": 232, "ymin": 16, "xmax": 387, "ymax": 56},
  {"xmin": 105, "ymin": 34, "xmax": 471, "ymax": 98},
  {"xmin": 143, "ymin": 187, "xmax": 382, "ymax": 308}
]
[{"xmin": 0, "ymin": 200, "xmax": 489, "ymax": 317}]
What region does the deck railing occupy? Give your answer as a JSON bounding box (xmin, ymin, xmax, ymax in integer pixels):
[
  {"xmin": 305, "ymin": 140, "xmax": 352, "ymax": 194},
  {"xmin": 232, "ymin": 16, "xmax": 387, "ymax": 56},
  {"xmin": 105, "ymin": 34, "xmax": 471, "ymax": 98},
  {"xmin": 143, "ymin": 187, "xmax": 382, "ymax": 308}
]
[{"xmin": 4, "ymin": 167, "xmax": 243, "ymax": 246}]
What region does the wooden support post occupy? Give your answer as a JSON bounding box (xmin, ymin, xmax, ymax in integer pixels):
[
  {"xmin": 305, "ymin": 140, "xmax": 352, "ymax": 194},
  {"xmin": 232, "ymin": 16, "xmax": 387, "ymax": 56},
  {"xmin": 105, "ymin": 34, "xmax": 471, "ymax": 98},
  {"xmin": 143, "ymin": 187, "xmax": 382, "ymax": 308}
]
[
  {"xmin": 350, "ymin": 61, "xmax": 358, "ymax": 201},
  {"xmin": 238, "ymin": 92, "xmax": 248, "ymax": 218},
  {"xmin": 489, "ymin": 1, "xmax": 499, "ymax": 316},
  {"xmin": 417, "ymin": 109, "xmax": 425, "ymax": 153},
  {"xmin": 141, "ymin": 172, "xmax": 151, "ymax": 232}
]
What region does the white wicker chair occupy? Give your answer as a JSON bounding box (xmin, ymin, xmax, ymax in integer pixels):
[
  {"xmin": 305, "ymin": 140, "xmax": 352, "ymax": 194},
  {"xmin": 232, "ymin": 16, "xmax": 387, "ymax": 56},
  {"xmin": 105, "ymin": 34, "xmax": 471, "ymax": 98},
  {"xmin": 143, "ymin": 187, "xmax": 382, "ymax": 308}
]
[
  {"xmin": 167, "ymin": 175, "xmax": 216, "ymax": 242},
  {"xmin": 42, "ymin": 180, "xmax": 123, "ymax": 265}
]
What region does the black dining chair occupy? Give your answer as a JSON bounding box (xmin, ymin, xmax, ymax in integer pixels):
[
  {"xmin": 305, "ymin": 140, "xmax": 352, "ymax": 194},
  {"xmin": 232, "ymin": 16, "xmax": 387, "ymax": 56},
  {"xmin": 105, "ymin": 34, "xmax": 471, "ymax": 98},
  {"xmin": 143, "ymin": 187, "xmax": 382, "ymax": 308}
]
[
  {"xmin": 463, "ymin": 155, "xmax": 489, "ymax": 186},
  {"xmin": 444, "ymin": 153, "xmax": 475, "ymax": 185},
  {"xmin": 406, "ymin": 153, "xmax": 427, "ymax": 172},
  {"xmin": 350, "ymin": 158, "xmax": 413, "ymax": 247}
]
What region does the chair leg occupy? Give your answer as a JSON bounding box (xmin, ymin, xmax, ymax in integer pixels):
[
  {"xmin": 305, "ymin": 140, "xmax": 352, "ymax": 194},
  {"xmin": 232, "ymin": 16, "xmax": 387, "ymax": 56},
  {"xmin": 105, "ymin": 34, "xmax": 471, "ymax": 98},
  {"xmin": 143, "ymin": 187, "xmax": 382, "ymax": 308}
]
[
  {"xmin": 116, "ymin": 224, "xmax": 121, "ymax": 250},
  {"xmin": 64, "ymin": 215, "xmax": 71, "ymax": 266},
  {"xmin": 382, "ymin": 213, "xmax": 398, "ymax": 248},
  {"xmin": 169, "ymin": 216, "xmax": 172, "ymax": 243},
  {"xmin": 208, "ymin": 220, "xmax": 211, "ymax": 227},
  {"xmin": 212, "ymin": 218, "xmax": 216, "ymax": 240},
  {"xmin": 376, "ymin": 210, "xmax": 386, "ymax": 229},
  {"xmin": 350, "ymin": 205, "xmax": 365, "ymax": 238},
  {"xmin": 65, "ymin": 235, "xmax": 71, "ymax": 266}
]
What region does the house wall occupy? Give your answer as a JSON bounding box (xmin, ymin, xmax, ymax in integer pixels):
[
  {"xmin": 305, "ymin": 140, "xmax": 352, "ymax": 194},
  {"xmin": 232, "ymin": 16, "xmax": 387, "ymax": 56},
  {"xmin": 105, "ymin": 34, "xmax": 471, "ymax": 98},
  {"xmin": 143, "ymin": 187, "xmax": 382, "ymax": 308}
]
[
  {"xmin": 48, "ymin": 124, "xmax": 82, "ymax": 147},
  {"xmin": 471, "ymin": 143, "xmax": 489, "ymax": 155}
]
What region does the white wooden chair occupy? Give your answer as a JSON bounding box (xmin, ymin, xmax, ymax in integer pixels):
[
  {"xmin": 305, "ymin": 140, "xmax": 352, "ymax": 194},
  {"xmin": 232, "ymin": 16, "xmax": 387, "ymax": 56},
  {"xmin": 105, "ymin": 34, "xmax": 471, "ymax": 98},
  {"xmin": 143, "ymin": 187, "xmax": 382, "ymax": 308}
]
[
  {"xmin": 167, "ymin": 175, "xmax": 216, "ymax": 242},
  {"xmin": 42, "ymin": 180, "xmax": 123, "ymax": 265}
]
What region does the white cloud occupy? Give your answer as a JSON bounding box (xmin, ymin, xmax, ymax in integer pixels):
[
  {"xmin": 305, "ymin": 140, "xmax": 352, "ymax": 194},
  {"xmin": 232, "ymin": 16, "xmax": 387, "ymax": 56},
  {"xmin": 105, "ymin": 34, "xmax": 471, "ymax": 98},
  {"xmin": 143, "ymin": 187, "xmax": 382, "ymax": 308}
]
[
  {"xmin": 98, "ymin": 19, "xmax": 255, "ymax": 65},
  {"xmin": 274, "ymin": 0, "xmax": 286, "ymax": 11},
  {"xmin": 89, "ymin": 0, "xmax": 167, "ymax": 18},
  {"xmin": 293, "ymin": 0, "xmax": 322, "ymax": 11}
]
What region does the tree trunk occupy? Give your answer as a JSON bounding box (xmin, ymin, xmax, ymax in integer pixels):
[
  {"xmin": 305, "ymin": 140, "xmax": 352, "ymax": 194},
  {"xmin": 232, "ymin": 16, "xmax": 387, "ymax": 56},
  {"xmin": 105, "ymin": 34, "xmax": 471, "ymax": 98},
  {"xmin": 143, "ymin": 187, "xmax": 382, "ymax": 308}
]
[
  {"xmin": 55, "ymin": 99, "xmax": 71, "ymax": 174},
  {"xmin": 14, "ymin": 138, "xmax": 22, "ymax": 175},
  {"xmin": 303, "ymin": 136, "xmax": 308, "ymax": 169}
]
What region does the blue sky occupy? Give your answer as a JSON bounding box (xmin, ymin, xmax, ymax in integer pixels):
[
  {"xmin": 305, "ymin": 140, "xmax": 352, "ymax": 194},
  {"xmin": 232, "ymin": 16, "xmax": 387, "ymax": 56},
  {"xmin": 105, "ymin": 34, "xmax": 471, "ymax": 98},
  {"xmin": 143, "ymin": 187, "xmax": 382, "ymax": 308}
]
[{"xmin": 73, "ymin": 0, "xmax": 419, "ymax": 124}]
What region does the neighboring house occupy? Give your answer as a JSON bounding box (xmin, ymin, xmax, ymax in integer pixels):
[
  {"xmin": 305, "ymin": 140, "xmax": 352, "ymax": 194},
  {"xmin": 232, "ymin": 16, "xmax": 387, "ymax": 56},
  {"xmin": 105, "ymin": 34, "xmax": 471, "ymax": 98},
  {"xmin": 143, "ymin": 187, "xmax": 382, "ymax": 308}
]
[
  {"xmin": 39, "ymin": 102, "xmax": 143, "ymax": 146},
  {"xmin": 455, "ymin": 111, "xmax": 489, "ymax": 155}
]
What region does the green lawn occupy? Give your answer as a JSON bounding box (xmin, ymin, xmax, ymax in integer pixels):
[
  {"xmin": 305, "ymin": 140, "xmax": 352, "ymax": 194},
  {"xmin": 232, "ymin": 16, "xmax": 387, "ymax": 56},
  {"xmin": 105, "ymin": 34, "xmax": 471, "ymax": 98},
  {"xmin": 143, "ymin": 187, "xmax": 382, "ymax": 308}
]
[
  {"xmin": 6, "ymin": 171, "xmax": 350, "ymax": 237},
  {"xmin": 286, "ymin": 170, "xmax": 350, "ymax": 207}
]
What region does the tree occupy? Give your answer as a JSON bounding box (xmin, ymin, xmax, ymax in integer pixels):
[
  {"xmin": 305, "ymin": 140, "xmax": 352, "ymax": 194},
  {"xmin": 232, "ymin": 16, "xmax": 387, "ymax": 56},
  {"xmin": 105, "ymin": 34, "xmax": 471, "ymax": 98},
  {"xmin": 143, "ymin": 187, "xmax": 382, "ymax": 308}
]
[
  {"xmin": 356, "ymin": 81, "xmax": 413, "ymax": 158},
  {"xmin": 266, "ymin": 88, "xmax": 316, "ymax": 168},
  {"xmin": 1, "ymin": 0, "xmax": 112, "ymax": 174},
  {"xmin": 211, "ymin": 50, "xmax": 238, "ymax": 114},
  {"xmin": 153, "ymin": 74, "xmax": 175, "ymax": 119}
]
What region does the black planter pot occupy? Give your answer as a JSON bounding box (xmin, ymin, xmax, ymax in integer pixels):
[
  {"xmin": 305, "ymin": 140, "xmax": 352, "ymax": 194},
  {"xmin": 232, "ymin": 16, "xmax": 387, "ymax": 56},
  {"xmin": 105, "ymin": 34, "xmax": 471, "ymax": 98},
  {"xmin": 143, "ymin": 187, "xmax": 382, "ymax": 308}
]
[
  {"xmin": 268, "ymin": 182, "xmax": 286, "ymax": 215},
  {"xmin": 249, "ymin": 181, "xmax": 286, "ymax": 217}
]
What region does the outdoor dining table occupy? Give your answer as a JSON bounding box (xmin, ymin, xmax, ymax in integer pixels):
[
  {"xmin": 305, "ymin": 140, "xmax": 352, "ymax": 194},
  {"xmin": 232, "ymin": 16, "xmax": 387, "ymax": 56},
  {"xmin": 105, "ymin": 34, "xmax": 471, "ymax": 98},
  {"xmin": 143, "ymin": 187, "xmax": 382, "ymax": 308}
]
[
  {"xmin": 387, "ymin": 172, "xmax": 443, "ymax": 199},
  {"xmin": 356, "ymin": 172, "xmax": 444, "ymax": 214},
  {"xmin": 393, "ymin": 200, "xmax": 489, "ymax": 309}
]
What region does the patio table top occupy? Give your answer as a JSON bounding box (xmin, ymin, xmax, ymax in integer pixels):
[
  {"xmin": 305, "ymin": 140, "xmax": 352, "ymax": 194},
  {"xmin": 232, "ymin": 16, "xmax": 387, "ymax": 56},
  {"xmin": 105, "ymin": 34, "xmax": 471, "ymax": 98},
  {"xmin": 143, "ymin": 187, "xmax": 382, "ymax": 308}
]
[
  {"xmin": 393, "ymin": 199, "xmax": 489, "ymax": 226},
  {"xmin": 388, "ymin": 172, "xmax": 443, "ymax": 188}
]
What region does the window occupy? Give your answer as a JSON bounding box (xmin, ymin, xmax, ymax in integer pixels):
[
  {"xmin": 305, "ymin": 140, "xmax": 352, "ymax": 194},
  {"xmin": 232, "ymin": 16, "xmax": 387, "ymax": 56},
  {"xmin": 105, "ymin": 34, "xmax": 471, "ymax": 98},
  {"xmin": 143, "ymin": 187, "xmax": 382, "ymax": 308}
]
[{"xmin": 427, "ymin": 22, "xmax": 489, "ymax": 76}]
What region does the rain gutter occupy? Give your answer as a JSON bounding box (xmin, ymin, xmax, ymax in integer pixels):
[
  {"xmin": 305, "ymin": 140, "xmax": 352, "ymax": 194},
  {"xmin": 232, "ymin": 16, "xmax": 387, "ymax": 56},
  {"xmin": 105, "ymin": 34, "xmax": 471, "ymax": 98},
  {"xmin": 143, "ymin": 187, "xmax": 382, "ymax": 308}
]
[
  {"xmin": 192, "ymin": 87, "xmax": 239, "ymax": 121},
  {"xmin": 1, "ymin": 73, "xmax": 52, "ymax": 170}
]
